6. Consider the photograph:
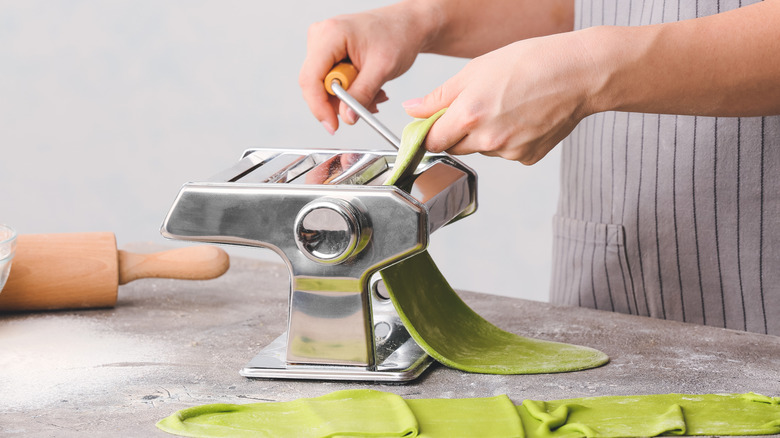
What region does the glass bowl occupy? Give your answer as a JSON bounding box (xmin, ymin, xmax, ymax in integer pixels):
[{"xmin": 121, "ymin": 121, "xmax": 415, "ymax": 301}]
[{"xmin": 0, "ymin": 224, "xmax": 17, "ymax": 293}]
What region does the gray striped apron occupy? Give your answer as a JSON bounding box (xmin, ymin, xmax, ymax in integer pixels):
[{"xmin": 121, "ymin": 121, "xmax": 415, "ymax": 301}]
[{"xmin": 550, "ymin": 0, "xmax": 780, "ymax": 335}]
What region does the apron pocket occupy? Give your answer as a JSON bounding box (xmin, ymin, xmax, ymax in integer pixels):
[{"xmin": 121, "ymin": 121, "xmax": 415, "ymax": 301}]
[{"xmin": 550, "ymin": 215, "xmax": 637, "ymax": 314}]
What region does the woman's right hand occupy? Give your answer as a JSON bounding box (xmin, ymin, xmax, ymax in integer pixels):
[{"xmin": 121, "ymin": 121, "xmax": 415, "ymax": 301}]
[{"xmin": 298, "ymin": 2, "xmax": 434, "ymax": 134}]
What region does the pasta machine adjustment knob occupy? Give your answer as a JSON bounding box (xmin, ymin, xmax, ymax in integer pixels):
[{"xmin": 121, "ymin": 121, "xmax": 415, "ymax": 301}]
[{"xmin": 293, "ymin": 198, "xmax": 369, "ymax": 264}]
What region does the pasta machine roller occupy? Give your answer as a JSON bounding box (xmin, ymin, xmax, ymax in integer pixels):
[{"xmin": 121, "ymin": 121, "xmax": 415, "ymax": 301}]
[{"xmin": 161, "ymin": 147, "xmax": 476, "ymax": 381}]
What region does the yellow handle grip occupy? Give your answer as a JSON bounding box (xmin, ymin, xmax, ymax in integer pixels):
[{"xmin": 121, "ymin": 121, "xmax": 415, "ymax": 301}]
[{"xmin": 324, "ymin": 62, "xmax": 358, "ymax": 95}]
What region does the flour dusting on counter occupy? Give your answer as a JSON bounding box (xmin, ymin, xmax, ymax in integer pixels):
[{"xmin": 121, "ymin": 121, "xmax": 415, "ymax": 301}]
[{"xmin": 0, "ymin": 314, "xmax": 169, "ymax": 410}]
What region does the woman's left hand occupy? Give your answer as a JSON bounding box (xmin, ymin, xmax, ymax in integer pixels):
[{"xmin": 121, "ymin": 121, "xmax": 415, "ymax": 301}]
[{"xmin": 404, "ymin": 30, "xmax": 603, "ymax": 165}]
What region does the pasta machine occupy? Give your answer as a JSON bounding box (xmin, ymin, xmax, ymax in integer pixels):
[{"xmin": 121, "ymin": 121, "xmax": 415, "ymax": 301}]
[{"xmin": 161, "ymin": 147, "xmax": 476, "ymax": 382}]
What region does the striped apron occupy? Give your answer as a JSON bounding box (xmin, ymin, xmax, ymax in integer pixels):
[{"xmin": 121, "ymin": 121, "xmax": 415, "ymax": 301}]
[{"xmin": 550, "ymin": 0, "xmax": 780, "ymax": 335}]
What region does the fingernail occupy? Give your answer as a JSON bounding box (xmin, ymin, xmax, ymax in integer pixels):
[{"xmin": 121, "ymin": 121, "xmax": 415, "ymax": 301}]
[
  {"xmin": 321, "ymin": 121, "xmax": 335, "ymax": 135},
  {"xmin": 402, "ymin": 98, "xmax": 422, "ymax": 109},
  {"xmin": 346, "ymin": 108, "xmax": 359, "ymax": 124}
]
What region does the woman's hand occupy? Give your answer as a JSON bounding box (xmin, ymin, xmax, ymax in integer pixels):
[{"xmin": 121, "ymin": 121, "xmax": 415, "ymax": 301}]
[
  {"xmin": 404, "ymin": 30, "xmax": 602, "ymax": 165},
  {"xmin": 405, "ymin": 0, "xmax": 780, "ymax": 165},
  {"xmin": 299, "ymin": 3, "xmax": 436, "ymax": 135}
]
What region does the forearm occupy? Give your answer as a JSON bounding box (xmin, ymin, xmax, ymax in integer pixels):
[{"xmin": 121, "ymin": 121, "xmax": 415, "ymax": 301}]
[
  {"xmin": 586, "ymin": 0, "xmax": 780, "ymax": 117},
  {"xmin": 402, "ymin": 0, "xmax": 574, "ymax": 58}
]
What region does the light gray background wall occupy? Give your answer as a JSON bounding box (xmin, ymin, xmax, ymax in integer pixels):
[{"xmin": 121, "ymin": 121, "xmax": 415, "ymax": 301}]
[{"xmin": 0, "ymin": 1, "xmax": 560, "ymax": 301}]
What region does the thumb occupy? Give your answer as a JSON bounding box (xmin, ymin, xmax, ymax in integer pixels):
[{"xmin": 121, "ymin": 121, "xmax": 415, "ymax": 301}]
[{"xmin": 402, "ymin": 77, "xmax": 462, "ymax": 119}]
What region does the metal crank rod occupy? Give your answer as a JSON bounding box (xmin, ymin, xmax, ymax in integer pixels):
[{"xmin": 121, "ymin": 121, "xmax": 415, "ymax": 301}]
[{"xmin": 325, "ymin": 62, "xmax": 401, "ymax": 150}]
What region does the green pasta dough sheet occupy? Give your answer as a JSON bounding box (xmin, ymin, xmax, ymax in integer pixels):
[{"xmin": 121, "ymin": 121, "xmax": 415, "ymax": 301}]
[
  {"xmin": 405, "ymin": 395, "xmax": 524, "ymax": 438},
  {"xmin": 383, "ymin": 108, "xmax": 447, "ymax": 186},
  {"xmin": 157, "ymin": 389, "xmax": 780, "ymax": 438},
  {"xmin": 156, "ymin": 389, "xmax": 418, "ymax": 438},
  {"xmin": 380, "ymin": 251, "xmax": 609, "ymax": 374},
  {"xmin": 381, "ymin": 109, "xmax": 608, "ymax": 374}
]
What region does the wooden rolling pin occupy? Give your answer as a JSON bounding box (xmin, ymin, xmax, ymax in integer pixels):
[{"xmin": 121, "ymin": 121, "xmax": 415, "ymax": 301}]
[{"xmin": 0, "ymin": 232, "xmax": 230, "ymax": 312}]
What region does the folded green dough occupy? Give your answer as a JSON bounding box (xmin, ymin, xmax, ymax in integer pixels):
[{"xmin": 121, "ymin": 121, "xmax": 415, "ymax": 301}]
[
  {"xmin": 380, "ymin": 110, "xmax": 608, "ymax": 374},
  {"xmin": 519, "ymin": 392, "xmax": 780, "ymax": 438},
  {"xmin": 383, "ymin": 108, "xmax": 447, "ymax": 186},
  {"xmin": 157, "ymin": 389, "xmax": 780, "ymax": 438}
]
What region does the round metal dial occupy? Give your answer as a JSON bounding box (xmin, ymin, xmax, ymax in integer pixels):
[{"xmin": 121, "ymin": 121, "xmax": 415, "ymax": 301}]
[{"xmin": 294, "ymin": 198, "xmax": 363, "ymax": 264}]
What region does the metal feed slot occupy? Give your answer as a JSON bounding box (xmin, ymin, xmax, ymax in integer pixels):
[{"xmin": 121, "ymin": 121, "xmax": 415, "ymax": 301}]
[
  {"xmin": 161, "ymin": 147, "xmax": 477, "ymax": 382},
  {"xmin": 236, "ymin": 154, "xmax": 314, "ymax": 184},
  {"xmin": 208, "ymin": 149, "xmax": 281, "ymax": 182}
]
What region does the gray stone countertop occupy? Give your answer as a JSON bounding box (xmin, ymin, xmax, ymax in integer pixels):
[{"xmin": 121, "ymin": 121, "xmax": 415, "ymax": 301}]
[{"xmin": 1, "ymin": 251, "xmax": 779, "ymax": 436}]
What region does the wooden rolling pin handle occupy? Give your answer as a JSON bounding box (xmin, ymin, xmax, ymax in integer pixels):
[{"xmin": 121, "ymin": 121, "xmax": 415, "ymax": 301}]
[
  {"xmin": 118, "ymin": 246, "xmax": 230, "ymax": 285},
  {"xmin": 324, "ymin": 61, "xmax": 358, "ymax": 95},
  {"xmin": 0, "ymin": 233, "xmax": 231, "ymax": 312}
]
